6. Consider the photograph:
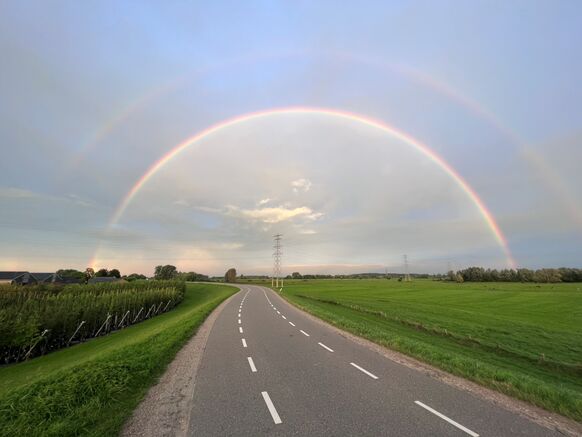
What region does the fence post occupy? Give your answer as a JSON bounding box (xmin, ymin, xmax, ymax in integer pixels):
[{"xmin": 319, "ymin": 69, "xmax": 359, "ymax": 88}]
[
  {"xmin": 24, "ymin": 329, "xmax": 49, "ymax": 360},
  {"xmin": 144, "ymin": 304, "xmax": 155, "ymax": 319},
  {"xmin": 132, "ymin": 307, "xmax": 144, "ymax": 323},
  {"xmin": 95, "ymin": 313, "xmax": 112, "ymax": 337},
  {"xmin": 67, "ymin": 320, "xmax": 86, "ymax": 346},
  {"xmin": 117, "ymin": 310, "xmax": 130, "ymax": 328}
]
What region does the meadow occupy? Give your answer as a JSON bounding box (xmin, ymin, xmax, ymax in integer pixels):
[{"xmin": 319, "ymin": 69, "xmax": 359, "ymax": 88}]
[
  {"xmin": 0, "ymin": 282, "xmax": 237, "ymax": 437},
  {"xmin": 262, "ymin": 279, "xmax": 582, "ymax": 421}
]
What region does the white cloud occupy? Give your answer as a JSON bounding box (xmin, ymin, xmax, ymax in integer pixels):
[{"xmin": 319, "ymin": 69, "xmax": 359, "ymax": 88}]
[
  {"xmin": 226, "ymin": 205, "xmax": 324, "ymax": 224},
  {"xmin": 258, "ymin": 198, "xmax": 271, "ymax": 206},
  {"xmin": 291, "ymin": 178, "xmax": 312, "ymax": 193},
  {"xmin": 173, "ymin": 199, "xmax": 190, "ymax": 207}
]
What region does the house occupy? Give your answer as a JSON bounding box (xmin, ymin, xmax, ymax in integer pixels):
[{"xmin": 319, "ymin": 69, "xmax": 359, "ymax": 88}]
[
  {"xmin": 0, "ymin": 271, "xmax": 80, "ymax": 285},
  {"xmin": 31, "ymin": 273, "xmax": 61, "ymax": 284},
  {"xmin": 0, "ymin": 272, "xmax": 37, "ymax": 285}
]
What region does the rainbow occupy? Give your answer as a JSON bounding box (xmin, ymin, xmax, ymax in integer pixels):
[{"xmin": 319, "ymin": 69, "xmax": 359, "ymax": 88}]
[{"xmin": 93, "ymin": 107, "xmax": 517, "ymax": 269}]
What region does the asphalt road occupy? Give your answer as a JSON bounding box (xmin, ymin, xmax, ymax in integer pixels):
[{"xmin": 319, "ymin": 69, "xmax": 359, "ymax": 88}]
[{"xmin": 189, "ymin": 285, "xmax": 561, "ymax": 436}]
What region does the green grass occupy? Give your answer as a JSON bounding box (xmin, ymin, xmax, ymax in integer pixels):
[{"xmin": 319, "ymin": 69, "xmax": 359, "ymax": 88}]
[
  {"xmin": 0, "ymin": 282, "xmax": 237, "ymax": 437},
  {"xmin": 257, "ymin": 279, "xmax": 582, "ymax": 422}
]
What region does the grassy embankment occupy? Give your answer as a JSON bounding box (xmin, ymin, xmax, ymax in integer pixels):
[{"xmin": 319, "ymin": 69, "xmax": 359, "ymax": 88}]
[
  {"xmin": 249, "ymin": 279, "xmax": 582, "ymax": 421},
  {"xmin": 0, "ymin": 282, "xmax": 237, "ymax": 437}
]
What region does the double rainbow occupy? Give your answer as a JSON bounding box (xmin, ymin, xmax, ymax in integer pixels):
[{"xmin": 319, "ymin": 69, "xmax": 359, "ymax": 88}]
[{"xmin": 92, "ymin": 107, "xmax": 516, "ymax": 269}]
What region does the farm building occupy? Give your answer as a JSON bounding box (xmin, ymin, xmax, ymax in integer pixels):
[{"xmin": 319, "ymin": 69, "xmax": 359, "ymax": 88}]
[
  {"xmin": 0, "ymin": 271, "xmax": 80, "ymax": 285},
  {"xmin": 0, "ymin": 272, "xmax": 36, "ymax": 285}
]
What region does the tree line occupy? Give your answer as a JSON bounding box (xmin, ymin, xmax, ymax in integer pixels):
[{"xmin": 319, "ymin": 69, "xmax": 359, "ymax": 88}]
[
  {"xmin": 153, "ymin": 265, "xmax": 211, "ymax": 281},
  {"xmin": 448, "ymin": 267, "xmax": 582, "ymax": 283}
]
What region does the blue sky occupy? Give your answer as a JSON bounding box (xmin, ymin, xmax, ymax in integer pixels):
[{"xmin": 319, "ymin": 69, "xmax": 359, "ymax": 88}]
[{"xmin": 1, "ymin": 1, "xmax": 580, "ymax": 275}]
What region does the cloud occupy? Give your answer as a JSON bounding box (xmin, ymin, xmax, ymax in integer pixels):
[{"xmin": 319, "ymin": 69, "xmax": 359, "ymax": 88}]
[
  {"xmin": 173, "ymin": 199, "xmax": 190, "ymax": 207},
  {"xmin": 226, "ymin": 205, "xmax": 324, "ymax": 224},
  {"xmin": 0, "ymin": 187, "xmax": 36, "ymax": 199},
  {"xmin": 258, "ymin": 198, "xmax": 271, "ymax": 206},
  {"xmin": 291, "ymin": 178, "xmax": 312, "ymax": 193}
]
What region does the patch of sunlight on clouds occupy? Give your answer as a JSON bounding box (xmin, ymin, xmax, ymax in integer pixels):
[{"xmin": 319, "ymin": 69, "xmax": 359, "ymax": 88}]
[{"xmin": 226, "ymin": 204, "xmax": 324, "ymax": 224}]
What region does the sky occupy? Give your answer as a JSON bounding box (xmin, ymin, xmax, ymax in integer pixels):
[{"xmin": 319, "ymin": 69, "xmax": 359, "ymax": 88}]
[{"xmin": 1, "ymin": 1, "xmax": 581, "ymax": 276}]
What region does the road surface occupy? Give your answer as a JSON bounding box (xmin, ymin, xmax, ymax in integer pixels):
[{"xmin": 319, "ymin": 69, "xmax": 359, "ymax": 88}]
[{"xmin": 188, "ymin": 285, "xmax": 563, "ymax": 436}]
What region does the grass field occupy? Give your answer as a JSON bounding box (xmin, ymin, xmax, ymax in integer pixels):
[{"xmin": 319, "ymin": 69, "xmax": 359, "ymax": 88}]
[
  {"xmin": 0, "ymin": 282, "xmax": 237, "ymax": 437},
  {"xmin": 256, "ymin": 279, "xmax": 582, "ymax": 421}
]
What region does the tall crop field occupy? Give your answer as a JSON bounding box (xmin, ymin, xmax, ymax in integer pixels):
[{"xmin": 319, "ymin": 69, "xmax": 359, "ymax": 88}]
[{"xmin": 0, "ymin": 280, "xmax": 185, "ymax": 363}]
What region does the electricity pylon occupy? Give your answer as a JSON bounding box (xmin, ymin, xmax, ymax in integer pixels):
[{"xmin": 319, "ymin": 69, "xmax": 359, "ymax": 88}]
[{"xmin": 273, "ymin": 234, "xmax": 283, "ymax": 288}]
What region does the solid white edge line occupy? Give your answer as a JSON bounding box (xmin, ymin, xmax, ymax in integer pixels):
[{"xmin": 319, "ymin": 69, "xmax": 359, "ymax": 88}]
[
  {"xmin": 414, "ymin": 401, "xmax": 479, "ymax": 437},
  {"xmin": 261, "ymin": 391, "xmax": 282, "ymax": 424},
  {"xmin": 242, "ymin": 338, "xmax": 247, "ymax": 348},
  {"xmin": 239, "ymin": 327, "xmax": 243, "ymax": 333},
  {"xmin": 318, "ymin": 342, "xmax": 334, "ymax": 352},
  {"xmin": 300, "ymin": 330, "xmax": 310, "ymax": 337},
  {"xmin": 350, "ymin": 362, "xmax": 379, "ymax": 379},
  {"xmin": 289, "ymin": 322, "xmax": 295, "ymax": 326}
]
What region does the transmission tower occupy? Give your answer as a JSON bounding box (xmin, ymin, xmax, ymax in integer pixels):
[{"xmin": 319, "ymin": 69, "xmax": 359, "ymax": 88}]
[
  {"xmin": 403, "ymin": 254, "xmax": 411, "ymax": 282},
  {"xmin": 273, "ymin": 234, "xmax": 283, "ymax": 288}
]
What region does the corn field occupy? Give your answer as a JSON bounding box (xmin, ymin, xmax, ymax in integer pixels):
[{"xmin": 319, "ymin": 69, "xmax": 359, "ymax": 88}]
[{"xmin": 0, "ymin": 280, "xmax": 185, "ymax": 364}]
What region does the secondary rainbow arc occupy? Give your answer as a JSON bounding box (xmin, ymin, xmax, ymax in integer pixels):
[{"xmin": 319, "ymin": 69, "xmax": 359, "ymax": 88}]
[{"xmin": 93, "ymin": 107, "xmax": 516, "ymax": 269}]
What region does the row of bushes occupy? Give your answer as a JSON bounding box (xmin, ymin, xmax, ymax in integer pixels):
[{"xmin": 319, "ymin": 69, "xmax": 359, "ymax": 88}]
[
  {"xmin": 0, "ymin": 281, "xmax": 185, "ymax": 364},
  {"xmin": 448, "ymin": 267, "xmax": 582, "ymax": 283}
]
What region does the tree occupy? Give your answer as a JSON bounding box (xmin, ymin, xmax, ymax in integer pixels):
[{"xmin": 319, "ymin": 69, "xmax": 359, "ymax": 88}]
[
  {"xmin": 517, "ymin": 268, "xmax": 535, "ymax": 282},
  {"xmin": 154, "ymin": 265, "xmax": 177, "ymax": 280},
  {"xmin": 224, "ymin": 268, "xmax": 237, "ymax": 283},
  {"xmin": 534, "ymin": 268, "xmax": 561, "ymax": 283},
  {"xmin": 178, "ymin": 271, "xmax": 209, "ymax": 282},
  {"xmin": 108, "ymin": 268, "xmax": 121, "ymax": 278},
  {"xmin": 84, "ymin": 268, "xmax": 95, "ymax": 282},
  {"xmin": 291, "ymin": 272, "xmax": 302, "ymax": 279},
  {"xmin": 57, "ymin": 269, "xmax": 85, "ymax": 282},
  {"xmin": 95, "ymin": 268, "xmax": 109, "ymax": 277},
  {"xmin": 125, "ymin": 273, "xmax": 147, "ymax": 281}
]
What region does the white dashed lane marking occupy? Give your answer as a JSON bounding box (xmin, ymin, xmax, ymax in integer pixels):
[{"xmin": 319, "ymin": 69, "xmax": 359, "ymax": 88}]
[
  {"xmin": 415, "ymin": 401, "xmax": 479, "ymax": 437},
  {"xmin": 248, "ymin": 357, "xmax": 257, "ymax": 372},
  {"xmin": 318, "ymin": 342, "xmax": 334, "ymax": 352},
  {"xmin": 261, "ymin": 391, "xmax": 282, "ymax": 424},
  {"xmin": 350, "ymin": 362, "xmax": 378, "ymax": 380}
]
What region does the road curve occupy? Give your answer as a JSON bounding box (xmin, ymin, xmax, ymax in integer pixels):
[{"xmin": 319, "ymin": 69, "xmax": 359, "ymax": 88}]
[{"xmin": 188, "ymin": 285, "xmax": 562, "ymax": 436}]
